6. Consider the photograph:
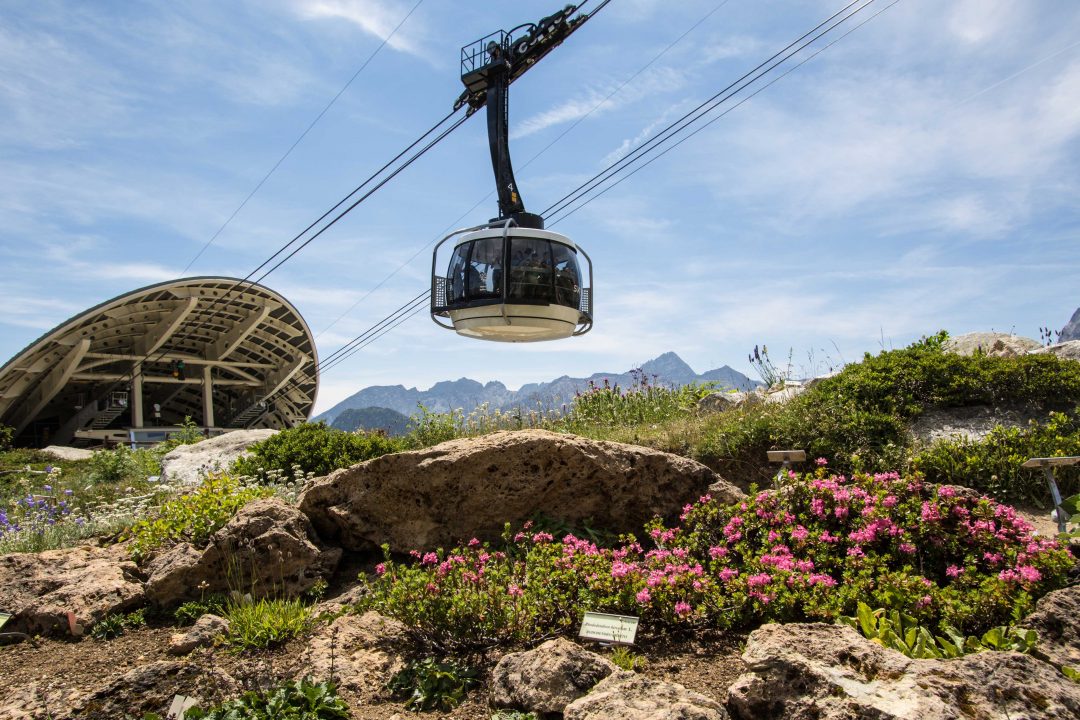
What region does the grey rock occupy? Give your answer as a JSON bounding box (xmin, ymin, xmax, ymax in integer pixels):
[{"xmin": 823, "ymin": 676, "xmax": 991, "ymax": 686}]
[
  {"xmin": 1060, "ymin": 307, "xmax": 1080, "ymax": 342},
  {"xmin": 1020, "ymin": 584, "xmax": 1080, "ymax": 671},
  {"xmin": 943, "ymin": 332, "xmax": 1041, "ymax": 358},
  {"xmin": 0, "ymin": 545, "xmax": 144, "ymax": 636},
  {"xmin": 41, "ymin": 445, "xmax": 94, "ymax": 462},
  {"xmin": 697, "ymin": 392, "xmax": 741, "ymax": 414},
  {"xmin": 296, "ymin": 612, "xmax": 409, "ymax": 698},
  {"xmin": 75, "ymin": 660, "xmax": 236, "ymax": 719},
  {"xmin": 491, "ymin": 638, "xmax": 618, "ymax": 714},
  {"xmin": 1031, "ymin": 340, "xmax": 1080, "ymax": 363},
  {"xmin": 145, "ymin": 498, "xmax": 340, "ymax": 605},
  {"xmin": 565, "ymin": 672, "xmax": 727, "ymax": 720},
  {"xmin": 160, "ymin": 429, "xmax": 276, "ymax": 485},
  {"xmin": 727, "ymin": 622, "xmax": 1080, "ymax": 720},
  {"xmin": 167, "ymin": 613, "xmax": 229, "ymax": 655},
  {"xmin": 299, "ymin": 430, "xmax": 744, "ymax": 552}
]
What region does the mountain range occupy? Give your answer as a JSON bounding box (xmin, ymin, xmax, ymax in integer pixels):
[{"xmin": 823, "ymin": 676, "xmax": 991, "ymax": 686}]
[{"xmin": 315, "ymin": 352, "xmax": 758, "ymax": 432}]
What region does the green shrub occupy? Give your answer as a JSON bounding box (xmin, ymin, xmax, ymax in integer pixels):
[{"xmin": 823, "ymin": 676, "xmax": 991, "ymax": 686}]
[
  {"xmin": 180, "ymin": 678, "xmax": 350, "ymax": 720},
  {"xmin": 387, "ymin": 657, "xmax": 478, "ymax": 712},
  {"xmin": 358, "ymin": 468, "xmax": 1073, "ymax": 650},
  {"xmin": 90, "ymin": 608, "xmax": 146, "ymax": 640},
  {"xmin": 0, "ymin": 424, "xmax": 13, "ymax": 451},
  {"xmin": 491, "ymin": 712, "xmax": 538, "ymax": 720},
  {"xmin": 610, "ymin": 646, "xmax": 646, "ymax": 672},
  {"xmin": 222, "ymin": 596, "xmax": 313, "ymax": 651},
  {"xmin": 86, "ymin": 445, "xmax": 160, "ymax": 486},
  {"xmin": 698, "ymin": 336, "xmax": 1080, "ymax": 486},
  {"xmin": 232, "ymin": 422, "xmax": 404, "ymax": 480},
  {"xmin": 125, "ymin": 474, "xmax": 272, "ymax": 562},
  {"xmin": 914, "ymin": 412, "xmax": 1080, "ymax": 503},
  {"xmin": 403, "ymin": 405, "xmax": 467, "ymax": 449},
  {"xmin": 839, "ymin": 601, "xmax": 1038, "ymax": 659},
  {"xmin": 174, "ymin": 594, "xmax": 227, "ymax": 626},
  {"xmin": 561, "ymin": 372, "xmax": 715, "ymax": 432}
]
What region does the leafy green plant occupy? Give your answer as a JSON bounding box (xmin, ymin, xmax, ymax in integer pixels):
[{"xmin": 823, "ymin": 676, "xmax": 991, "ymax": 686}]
[
  {"xmin": 222, "ymin": 596, "xmax": 313, "ymax": 651},
  {"xmin": 839, "ymin": 601, "xmax": 1038, "ymax": 659},
  {"xmin": 387, "ymin": 657, "xmax": 478, "ymax": 712},
  {"xmin": 232, "ymin": 422, "xmax": 404, "ymax": 480},
  {"xmin": 747, "ymin": 344, "xmax": 791, "ymax": 389},
  {"xmin": 610, "ymin": 646, "xmax": 646, "ymax": 672},
  {"xmin": 403, "ymin": 405, "xmax": 467, "ymax": 449},
  {"xmin": 90, "ymin": 608, "xmax": 146, "ymax": 640},
  {"xmin": 491, "ymin": 712, "xmax": 538, "ymax": 720},
  {"xmin": 86, "ymin": 445, "xmax": 157, "ymax": 486},
  {"xmin": 156, "ymin": 416, "xmax": 206, "ymax": 454},
  {"xmin": 174, "ymin": 594, "xmax": 228, "ymax": 626},
  {"xmin": 914, "ymin": 412, "xmax": 1080, "ymax": 503},
  {"xmin": 0, "ymin": 424, "xmax": 13, "ymax": 451},
  {"xmin": 1059, "ymin": 492, "xmax": 1080, "ymax": 539},
  {"xmin": 125, "ymin": 474, "xmax": 272, "ymax": 562},
  {"xmin": 561, "ymin": 371, "xmax": 715, "ymax": 432},
  {"xmin": 181, "ymin": 678, "xmax": 350, "ymax": 719}
]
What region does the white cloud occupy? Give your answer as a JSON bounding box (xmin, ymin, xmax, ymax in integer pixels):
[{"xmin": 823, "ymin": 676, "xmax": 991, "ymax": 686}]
[{"xmin": 294, "ymin": 0, "xmax": 429, "ymax": 58}]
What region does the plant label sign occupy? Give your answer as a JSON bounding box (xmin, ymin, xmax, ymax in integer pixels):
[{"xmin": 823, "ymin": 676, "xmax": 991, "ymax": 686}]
[
  {"xmin": 0, "ymin": 612, "xmax": 10, "ymax": 630},
  {"xmin": 167, "ymin": 694, "xmax": 198, "ymax": 719},
  {"xmin": 579, "ymin": 611, "xmax": 639, "ymax": 645}
]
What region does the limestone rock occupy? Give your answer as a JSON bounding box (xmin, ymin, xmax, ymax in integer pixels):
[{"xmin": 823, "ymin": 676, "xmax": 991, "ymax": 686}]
[
  {"xmin": 75, "ymin": 660, "xmax": 236, "ymax": 719},
  {"xmin": 296, "ymin": 612, "xmax": 409, "ymax": 699},
  {"xmin": 0, "ymin": 545, "xmax": 144, "ymax": 636},
  {"xmin": 1020, "ymin": 584, "xmax": 1080, "ymax": 670},
  {"xmin": 167, "ymin": 613, "xmax": 229, "ymax": 655},
  {"xmin": 943, "ymin": 332, "xmax": 1041, "ymax": 358},
  {"xmin": 565, "ymin": 672, "xmax": 727, "ymax": 720},
  {"xmin": 697, "ymin": 392, "xmax": 741, "ymax": 414},
  {"xmin": 0, "ymin": 682, "xmax": 87, "ymax": 720},
  {"xmin": 299, "ymin": 430, "xmax": 744, "ymax": 552},
  {"xmin": 763, "ymin": 381, "xmax": 805, "ymax": 405},
  {"xmin": 1060, "ymin": 307, "xmax": 1080, "ymax": 342},
  {"xmin": 145, "ymin": 497, "xmax": 340, "ymax": 605},
  {"xmin": 40, "ymin": 445, "xmax": 93, "ymax": 462},
  {"xmin": 727, "ymin": 622, "xmax": 1080, "ymax": 720},
  {"xmin": 491, "ymin": 638, "xmax": 618, "ymax": 714},
  {"xmin": 1031, "ymin": 340, "xmax": 1080, "ymax": 363},
  {"xmin": 160, "ymin": 429, "xmax": 276, "ymax": 485}
]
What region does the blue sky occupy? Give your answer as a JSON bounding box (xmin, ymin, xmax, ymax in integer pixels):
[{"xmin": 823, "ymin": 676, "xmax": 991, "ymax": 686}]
[{"xmin": 3, "ymin": 0, "xmax": 1080, "ymax": 414}]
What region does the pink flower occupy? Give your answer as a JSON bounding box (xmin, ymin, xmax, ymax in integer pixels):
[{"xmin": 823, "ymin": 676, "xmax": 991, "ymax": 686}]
[
  {"xmin": 815, "ymin": 457, "xmax": 828, "ymax": 466},
  {"xmin": 532, "ymin": 531, "xmax": 554, "ymax": 544},
  {"xmin": 425, "ymin": 583, "xmax": 438, "ymax": 594},
  {"xmin": 790, "ymin": 525, "xmax": 809, "ymax": 542},
  {"xmin": 899, "ymin": 542, "xmax": 916, "ymax": 554},
  {"xmin": 708, "ymin": 546, "xmax": 729, "ymax": 560},
  {"xmin": 945, "ymin": 565, "xmax": 963, "ymax": 579},
  {"xmin": 718, "ymin": 567, "xmax": 739, "ymax": 583},
  {"xmin": 1018, "ymin": 565, "xmax": 1042, "ymax": 583},
  {"xmin": 915, "ymin": 595, "xmax": 932, "ymax": 609},
  {"xmin": 375, "ymin": 563, "xmax": 387, "ymax": 576},
  {"xmin": 882, "ymin": 495, "xmax": 898, "ymax": 508},
  {"xmin": 938, "ymin": 486, "xmax": 956, "ymax": 498},
  {"xmin": 468, "ymin": 538, "xmax": 480, "ymax": 547},
  {"xmin": 421, "ymin": 552, "xmax": 438, "ymax": 566},
  {"xmin": 747, "ymin": 573, "xmax": 772, "ymax": 588},
  {"xmin": 507, "ymin": 583, "xmax": 524, "ymax": 597},
  {"xmin": 636, "ymin": 589, "xmax": 651, "ymax": 604},
  {"xmin": 674, "ymin": 601, "xmax": 692, "ymax": 617}
]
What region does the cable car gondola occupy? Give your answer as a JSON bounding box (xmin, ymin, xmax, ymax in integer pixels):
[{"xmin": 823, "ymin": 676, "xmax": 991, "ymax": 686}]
[{"xmin": 431, "ymin": 4, "xmax": 595, "ymax": 342}]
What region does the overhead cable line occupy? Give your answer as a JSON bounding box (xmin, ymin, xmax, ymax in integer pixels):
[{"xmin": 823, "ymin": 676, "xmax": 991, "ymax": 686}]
[
  {"xmin": 540, "ymin": 0, "xmax": 870, "ymax": 220},
  {"xmin": 548, "ymin": 0, "xmax": 899, "ymax": 225},
  {"xmin": 315, "ymin": 0, "xmax": 731, "ymax": 340},
  {"xmin": 181, "ymin": 0, "xmax": 427, "ymax": 273}
]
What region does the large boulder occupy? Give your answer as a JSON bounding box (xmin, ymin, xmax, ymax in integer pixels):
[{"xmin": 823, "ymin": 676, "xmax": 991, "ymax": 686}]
[
  {"xmin": 565, "ymin": 673, "xmax": 727, "ymax": 720},
  {"xmin": 160, "ymin": 429, "xmax": 276, "ymax": 485},
  {"xmin": 727, "ymin": 623, "xmax": 1080, "ymax": 720},
  {"xmin": 1020, "ymin": 584, "xmax": 1080, "ymax": 670},
  {"xmin": 1060, "ymin": 307, "xmax": 1080, "ymax": 342},
  {"xmin": 75, "ymin": 660, "xmax": 237, "ymax": 719},
  {"xmin": 943, "ymin": 332, "xmax": 1041, "ymax": 358},
  {"xmin": 295, "ymin": 612, "xmax": 409, "ymax": 699},
  {"xmin": 0, "ymin": 545, "xmax": 144, "ymax": 636},
  {"xmin": 144, "ymin": 497, "xmax": 340, "ymax": 605},
  {"xmin": 491, "ymin": 638, "xmax": 618, "ymax": 714},
  {"xmin": 298, "ymin": 430, "xmax": 744, "ymax": 552},
  {"xmin": 1031, "ymin": 340, "xmax": 1080, "ymax": 363}
]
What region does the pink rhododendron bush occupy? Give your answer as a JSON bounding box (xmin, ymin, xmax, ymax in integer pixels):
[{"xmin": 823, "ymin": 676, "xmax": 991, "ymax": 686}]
[{"xmin": 356, "ymin": 465, "xmax": 1073, "ymax": 650}]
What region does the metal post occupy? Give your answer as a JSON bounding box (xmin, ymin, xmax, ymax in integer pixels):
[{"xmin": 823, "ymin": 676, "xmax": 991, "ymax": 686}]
[{"xmin": 1043, "ymin": 466, "xmax": 1067, "ymax": 534}]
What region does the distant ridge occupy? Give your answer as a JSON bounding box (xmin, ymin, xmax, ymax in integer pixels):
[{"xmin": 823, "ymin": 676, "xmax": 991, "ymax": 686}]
[{"xmin": 315, "ymin": 352, "xmax": 757, "ymax": 427}]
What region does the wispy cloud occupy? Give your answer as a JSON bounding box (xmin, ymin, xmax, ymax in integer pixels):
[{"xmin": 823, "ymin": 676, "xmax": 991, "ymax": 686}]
[{"xmin": 293, "ymin": 0, "xmax": 430, "ymax": 59}]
